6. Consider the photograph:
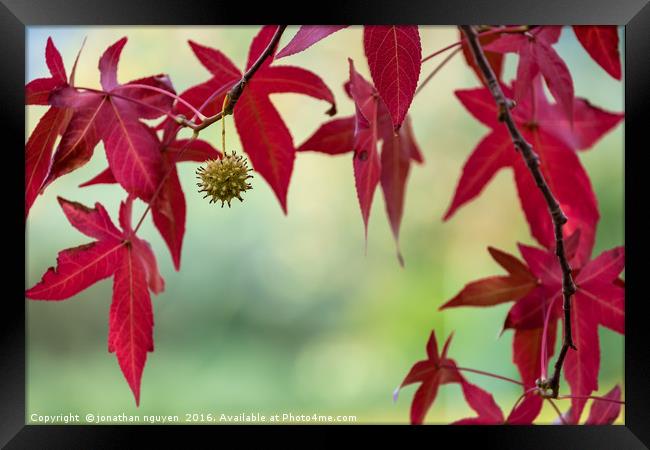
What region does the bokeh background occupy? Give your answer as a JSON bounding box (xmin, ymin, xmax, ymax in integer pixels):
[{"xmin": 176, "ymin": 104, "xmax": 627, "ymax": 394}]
[{"xmin": 25, "ymin": 26, "xmax": 624, "ymax": 424}]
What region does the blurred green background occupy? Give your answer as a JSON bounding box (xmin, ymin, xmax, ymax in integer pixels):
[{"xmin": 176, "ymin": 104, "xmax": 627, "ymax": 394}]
[{"xmin": 25, "ymin": 26, "xmax": 624, "ymax": 424}]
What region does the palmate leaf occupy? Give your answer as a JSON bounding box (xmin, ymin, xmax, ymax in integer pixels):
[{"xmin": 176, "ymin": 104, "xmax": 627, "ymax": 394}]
[
  {"xmin": 26, "ymin": 197, "xmax": 165, "ymax": 405},
  {"xmin": 298, "ymin": 65, "xmax": 423, "ymax": 264},
  {"xmin": 441, "ymin": 236, "xmax": 624, "ymax": 422},
  {"xmin": 27, "ymin": 36, "xmax": 177, "ymax": 214},
  {"xmin": 448, "ymin": 82, "xmax": 622, "ymax": 265}
]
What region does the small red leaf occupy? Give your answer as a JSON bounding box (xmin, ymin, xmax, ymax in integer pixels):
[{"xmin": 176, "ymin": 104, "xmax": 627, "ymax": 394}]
[
  {"xmin": 440, "ymin": 275, "xmax": 536, "ymax": 310},
  {"xmin": 349, "ymin": 60, "xmax": 381, "ymax": 236},
  {"xmin": 234, "ymin": 91, "xmax": 295, "ymax": 213},
  {"xmin": 506, "ymin": 394, "xmax": 543, "ymax": 424},
  {"xmin": 44, "ymin": 95, "xmax": 107, "ymax": 187},
  {"xmin": 488, "ymin": 246, "xmax": 535, "ymax": 280},
  {"xmin": 58, "ymin": 197, "xmax": 122, "ymax": 241},
  {"xmin": 26, "ymin": 240, "xmax": 123, "ymax": 300},
  {"xmin": 188, "ymin": 40, "xmax": 241, "ymax": 81},
  {"xmin": 99, "ymin": 37, "xmax": 127, "ymax": 91},
  {"xmin": 25, "ymin": 107, "xmax": 71, "ymax": 219},
  {"xmin": 364, "ymin": 26, "xmax": 421, "ymax": 129},
  {"xmin": 297, "ymin": 116, "xmax": 355, "ymax": 155},
  {"xmin": 152, "ymin": 164, "xmax": 186, "ymax": 270},
  {"xmin": 585, "ymin": 385, "xmax": 622, "ymax": 424},
  {"xmin": 573, "ymin": 26, "xmax": 621, "ymax": 80},
  {"xmin": 276, "ymin": 25, "xmax": 348, "ymax": 58},
  {"xmin": 457, "ymin": 381, "xmax": 504, "ymax": 424},
  {"xmin": 79, "ymin": 168, "xmax": 117, "ymax": 187},
  {"xmin": 109, "ymin": 245, "xmax": 154, "ymax": 406},
  {"xmin": 165, "ymin": 138, "xmax": 221, "ymax": 162},
  {"xmin": 25, "ymin": 77, "xmax": 60, "ymax": 105},
  {"xmin": 564, "ymin": 294, "xmax": 600, "ymax": 423},
  {"xmin": 45, "ymin": 37, "xmax": 67, "ymax": 83},
  {"xmin": 253, "ymin": 65, "xmax": 336, "ymax": 114},
  {"xmin": 101, "ymin": 98, "xmax": 164, "ymax": 201},
  {"xmin": 443, "ymin": 129, "xmax": 513, "ymax": 220},
  {"xmin": 380, "ymin": 116, "xmax": 421, "ymax": 264}
]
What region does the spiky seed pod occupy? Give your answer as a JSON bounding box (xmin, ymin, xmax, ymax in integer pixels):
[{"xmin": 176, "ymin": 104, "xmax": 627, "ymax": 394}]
[{"xmin": 196, "ymin": 151, "xmax": 253, "ymax": 207}]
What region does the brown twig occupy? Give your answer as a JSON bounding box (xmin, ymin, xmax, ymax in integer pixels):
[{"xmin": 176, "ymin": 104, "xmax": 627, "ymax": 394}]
[{"xmin": 460, "ymin": 25, "xmax": 577, "ymax": 399}]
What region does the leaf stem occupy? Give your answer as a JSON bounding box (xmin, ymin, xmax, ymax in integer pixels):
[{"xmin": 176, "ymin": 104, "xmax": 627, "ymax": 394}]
[
  {"xmin": 440, "ymin": 364, "xmax": 524, "ymax": 387},
  {"xmin": 415, "ymin": 47, "xmax": 461, "ymax": 96},
  {"xmin": 546, "ymin": 398, "xmax": 568, "ymax": 425},
  {"xmin": 75, "ymin": 87, "xmax": 188, "ymax": 124},
  {"xmin": 556, "ymin": 394, "xmax": 625, "ymax": 405},
  {"xmin": 460, "ymin": 25, "xmax": 577, "ymax": 399},
  {"xmin": 507, "ymin": 387, "xmax": 538, "ymax": 420},
  {"xmin": 114, "ymin": 83, "xmax": 207, "ymax": 120},
  {"xmin": 421, "ymin": 25, "xmax": 530, "ymax": 63}
]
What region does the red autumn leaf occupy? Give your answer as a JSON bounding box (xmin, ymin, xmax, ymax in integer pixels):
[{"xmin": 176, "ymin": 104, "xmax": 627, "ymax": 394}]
[
  {"xmin": 380, "ymin": 116, "xmax": 423, "ymax": 265},
  {"xmin": 25, "ymin": 38, "xmax": 68, "ymax": 105},
  {"xmin": 43, "ymin": 94, "xmax": 108, "ymax": 188},
  {"xmin": 364, "ymin": 26, "xmax": 421, "ymax": 129},
  {"xmin": 452, "ymin": 380, "xmax": 543, "ymax": 425},
  {"xmin": 573, "ymin": 26, "xmax": 622, "ymax": 80},
  {"xmin": 394, "ymin": 331, "xmax": 463, "ymax": 424},
  {"xmin": 297, "ymin": 116, "xmax": 356, "ymax": 155},
  {"xmin": 26, "ymin": 197, "xmax": 164, "ymax": 405},
  {"xmin": 79, "ymin": 167, "xmax": 117, "ymax": 187},
  {"xmin": 448, "ymin": 82, "xmax": 622, "ymax": 264},
  {"xmin": 298, "ymin": 70, "xmax": 422, "ymax": 262},
  {"xmin": 585, "ymin": 385, "xmax": 622, "ymax": 424},
  {"xmin": 513, "ymin": 324, "xmax": 557, "ymax": 388},
  {"xmin": 439, "ymin": 247, "xmax": 537, "ymax": 310},
  {"xmin": 151, "ymin": 161, "xmax": 185, "ymax": 270},
  {"xmin": 25, "ymin": 37, "xmax": 80, "ymax": 218},
  {"xmin": 34, "ymin": 37, "xmax": 176, "ymax": 200},
  {"xmin": 276, "ymin": 25, "xmax": 348, "ymax": 58},
  {"xmin": 442, "ymin": 239, "xmax": 624, "ymax": 421},
  {"xmin": 180, "ymin": 26, "xmax": 336, "ymax": 212},
  {"xmin": 102, "ymin": 98, "xmax": 164, "ymax": 201},
  {"xmin": 505, "ymin": 393, "xmax": 544, "ymax": 424},
  {"xmin": 25, "ymin": 107, "xmax": 71, "ymax": 220},
  {"xmin": 485, "ymin": 26, "xmax": 574, "ymax": 121},
  {"xmin": 348, "ymin": 59, "xmax": 381, "ymax": 240},
  {"xmin": 452, "ymin": 381, "xmax": 505, "ymax": 425}
]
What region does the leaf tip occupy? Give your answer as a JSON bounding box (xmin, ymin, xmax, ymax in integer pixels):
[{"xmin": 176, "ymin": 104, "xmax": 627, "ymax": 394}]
[{"xmin": 392, "ymin": 386, "xmax": 400, "ymax": 403}]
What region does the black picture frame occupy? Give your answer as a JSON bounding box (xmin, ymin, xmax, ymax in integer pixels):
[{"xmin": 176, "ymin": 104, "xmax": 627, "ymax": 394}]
[{"xmin": 3, "ymin": 0, "xmax": 648, "ymax": 447}]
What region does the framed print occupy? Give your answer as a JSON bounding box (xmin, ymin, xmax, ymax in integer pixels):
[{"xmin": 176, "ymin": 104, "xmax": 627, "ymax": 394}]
[{"xmin": 2, "ymin": 0, "xmax": 649, "ymax": 447}]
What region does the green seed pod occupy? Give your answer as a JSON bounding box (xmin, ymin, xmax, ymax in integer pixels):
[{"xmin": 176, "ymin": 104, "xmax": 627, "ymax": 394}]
[{"xmin": 196, "ymin": 151, "xmax": 253, "ymax": 207}]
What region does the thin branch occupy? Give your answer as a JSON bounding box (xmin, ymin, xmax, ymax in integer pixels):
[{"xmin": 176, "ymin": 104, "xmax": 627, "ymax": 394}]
[
  {"xmin": 421, "ymin": 25, "xmax": 531, "ymax": 63},
  {"xmin": 556, "ymin": 394, "xmax": 625, "ymax": 405},
  {"xmin": 460, "ymin": 25, "xmax": 577, "ymax": 399},
  {"xmin": 415, "ymin": 47, "xmax": 461, "ymax": 96},
  {"xmin": 507, "ymin": 387, "xmax": 539, "ymax": 419},
  {"xmin": 440, "ymin": 364, "xmax": 524, "ymax": 387},
  {"xmin": 183, "ymin": 25, "xmax": 287, "ymax": 133},
  {"xmin": 546, "ymin": 398, "xmax": 568, "ymax": 425},
  {"xmin": 114, "ymin": 83, "xmax": 207, "ymax": 120}
]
